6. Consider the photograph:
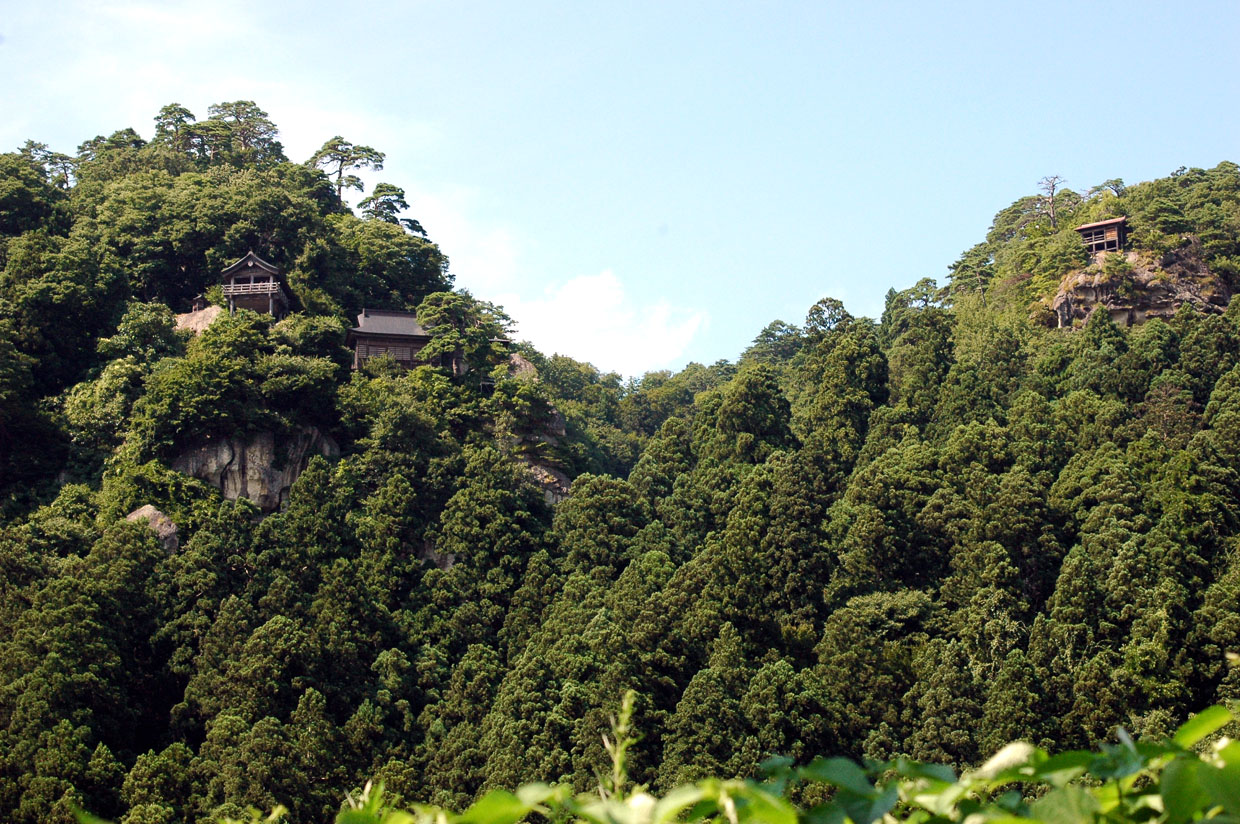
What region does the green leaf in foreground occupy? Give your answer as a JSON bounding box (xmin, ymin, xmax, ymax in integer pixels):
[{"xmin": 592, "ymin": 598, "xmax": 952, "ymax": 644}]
[
  {"xmin": 1172, "ymin": 703, "xmax": 1233, "ymax": 748},
  {"xmin": 731, "ymin": 784, "xmax": 799, "ymax": 824},
  {"xmin": 1030, "ymin": 785, "xmax": 1100, "ymax": 824},
  {"xmin": 455, "ymin": 791, "xmax": 529, "ymax": 824},
  {"xmin": 1198, "ymin": 745, "xmax": 1240, "ymax": 817},
  {"xmin": 1160, "ymin": 758, "xmax": 1209, "ymax": 824},
  {"xmin": 799, "ymin": 756, "xmax": 876, "ymax": 796}
]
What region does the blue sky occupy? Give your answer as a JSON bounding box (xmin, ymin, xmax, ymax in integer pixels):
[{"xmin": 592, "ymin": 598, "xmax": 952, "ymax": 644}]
[{"xmin": 3, "ymin": 1, "xmax": 1238, "ymax": 375}]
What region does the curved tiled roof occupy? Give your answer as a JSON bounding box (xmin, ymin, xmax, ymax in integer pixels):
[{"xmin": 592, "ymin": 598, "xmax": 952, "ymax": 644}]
[
  {"xmin": 220, "ymin": 250, "xmax": 281, "ymax": 278},
  {"xmin": 350, "ymin": 309, "xmax": 431, "ymax": 337}
]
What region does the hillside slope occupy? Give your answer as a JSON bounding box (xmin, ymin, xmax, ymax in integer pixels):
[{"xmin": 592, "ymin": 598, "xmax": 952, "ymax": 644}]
[{"xmin": 3, "ymin": 106, "xmax": 1240, "ymax": 823}]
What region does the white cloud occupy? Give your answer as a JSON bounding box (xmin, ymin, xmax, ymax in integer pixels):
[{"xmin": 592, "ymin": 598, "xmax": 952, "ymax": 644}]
[
  {"xmin": 498, "ymin": 271, "xmax": 707, "ymax": 377},
  {"xmin": 361, "ymin": 179, "xmax": 706, "ymax": 375},
  {"xmin": 406, "ymin": 186, "xmax": 520, "ymax": 296},
  {"xmin": 398, "ymin": 191, "xmax": 706, "ymax": 375}
]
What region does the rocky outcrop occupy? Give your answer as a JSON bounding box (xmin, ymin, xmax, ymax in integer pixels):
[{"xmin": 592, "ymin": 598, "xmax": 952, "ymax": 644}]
[
  {"xmin": 508, "ymin": 353, "xmax": 538, "ymax": 380},
  {"xmin": 125, "ymin": 505, "xmax": 179, "ymax": 552},
  {"xmin": 171, "ymin": 426, "xmax": 340, "ymax": 512},
  {"xmin": 175, "ymin": 304, "xmax": 224, "ymax": 335},
  {"xmin": 1050, "ymin": 241, "xmax": 1230, "ymax": 328},
  {"xmin": 512, "ymin": 406, "xmax": 572, "ymax": 504},
  {"xmin": 525, "ymin": 462, "xmax": 573, "ymax": 504}
]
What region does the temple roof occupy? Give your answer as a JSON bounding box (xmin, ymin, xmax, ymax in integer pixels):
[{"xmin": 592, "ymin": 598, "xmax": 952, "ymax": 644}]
[
  {"xmin": 1074, "ymin": 216, "xmax": 1128, "ymax": 231},
  {"xmin": 350, "ymin": 309, "xmax": 431, "ymax": 338},
  {"xmin": 220, "ymin": 251, "xmax": 280, "ymax": 278}
]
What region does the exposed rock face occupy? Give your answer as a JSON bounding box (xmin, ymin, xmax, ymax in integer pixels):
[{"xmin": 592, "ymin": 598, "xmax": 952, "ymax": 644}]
[
  {"xmin": 512, "ymin": 406, "xmax": 572, "ymax": 504},
  {"xmin": 418, "ymin": 540, "xmax": 456, "ymax": 570},
  {"xmin": 1051, "ymin": 241, "xmax": 1230, "ymax": 328},
  {"xmin": 172, "ymin": 426, "xmax": 340, "ymax": 511},
  {"xmin": 175, "ymin": 304, "xmax": 224, "ymax": 335},
  {"xmin": 508, "ymin": 353, "xmax": 538, "ymax": 380},
  {"xmin": 125, "ymin": 505, "xmax": 179, "ymax": 553},
  {"xmin": 525, "ymin": 462, "xmax": 573, "ymax": 504}
]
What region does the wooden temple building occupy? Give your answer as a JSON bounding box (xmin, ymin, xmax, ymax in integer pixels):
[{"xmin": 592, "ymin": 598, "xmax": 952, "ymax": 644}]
[
  {"xmin": 1075, "ymin": 217, "xmax": 1128, "ymax": 255},
  {"xmin": 221, "ymin": 251, "xmax": 289, "ymax": 317},
  {"xmin": 346, "ymin": 309, "xmax": 512, "ymax": 378},
  {"xmin": 346, "ymin": 308, "xmax": 447, "ymax": 371}
]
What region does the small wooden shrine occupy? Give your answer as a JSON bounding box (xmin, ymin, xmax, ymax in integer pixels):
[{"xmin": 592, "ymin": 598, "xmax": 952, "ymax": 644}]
[
  {"xmin": 346, "ymin": 309, "xmax": 435, "ymax": 370},
  {"xmin": 220, "ymin": 251, "xmax": 289, "ymax": 317},
  {"xmin": 1075, "ymin": 217, "xmax": 1128, "ymax": 255}
]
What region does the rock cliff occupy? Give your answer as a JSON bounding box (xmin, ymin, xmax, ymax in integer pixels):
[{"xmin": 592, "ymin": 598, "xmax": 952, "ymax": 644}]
[
  {"xmin": 1050, "ymin": 239, "xmax": 1230, "ymax": 328},
  {"xmin": 516, "ymin": 406, "xmax": 572, "ymax": 503},
  {"xmin": 171, "ymin": 426, "xmax": 340, "ymax": 511}
]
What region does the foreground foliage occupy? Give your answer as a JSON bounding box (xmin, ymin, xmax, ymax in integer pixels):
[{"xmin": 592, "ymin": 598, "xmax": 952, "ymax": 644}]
[{"xmin": 215, "ymin": 697, "xmax": 1240, "ymax": 824}]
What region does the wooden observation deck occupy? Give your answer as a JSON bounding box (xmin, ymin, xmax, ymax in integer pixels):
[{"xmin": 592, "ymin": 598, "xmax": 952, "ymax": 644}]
[
  {"xmin": 220, "ymin": 251, "xmax": 289, "ymax": 317},
  {"xmin": 1075, "ymin": 217, "xmax": 1128, "ymax": 255}
]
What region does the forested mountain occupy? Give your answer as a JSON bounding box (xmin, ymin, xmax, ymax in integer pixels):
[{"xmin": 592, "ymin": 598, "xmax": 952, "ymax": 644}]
[{"xmin": 3, "ymin": 103, "xmax": 1240, "ymax": 824}]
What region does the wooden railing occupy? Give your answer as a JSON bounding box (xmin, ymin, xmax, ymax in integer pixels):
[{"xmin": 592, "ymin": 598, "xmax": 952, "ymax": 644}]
[{"xmin": 223, "ymin": 282, "xmax": 284, "ymax": 295}]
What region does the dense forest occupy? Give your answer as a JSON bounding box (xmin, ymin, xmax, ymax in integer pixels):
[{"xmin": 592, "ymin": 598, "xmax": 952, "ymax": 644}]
[{"xmin": 3, "ymin": 102, "xmax": 1240, "ymax": 824}]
